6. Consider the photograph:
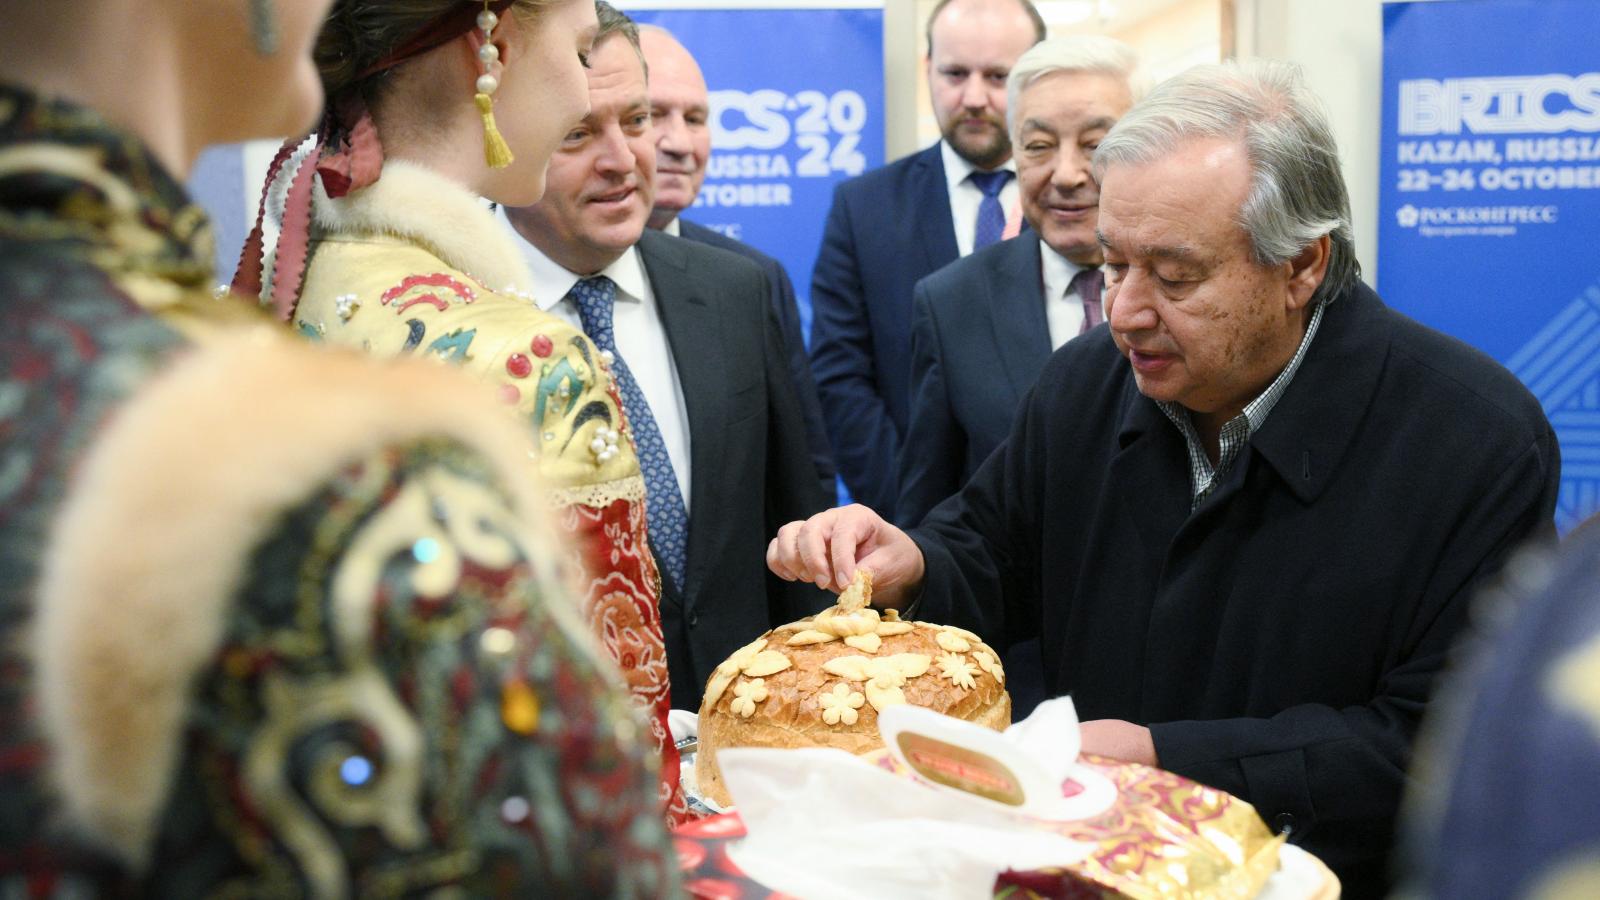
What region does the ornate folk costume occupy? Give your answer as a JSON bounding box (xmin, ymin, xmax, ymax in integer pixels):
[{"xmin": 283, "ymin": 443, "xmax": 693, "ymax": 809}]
[
  {"xmin": 0, "ymin": 85, "xmax": 676, "ymax": 896},
  {"xmin": 273, "ymin": 156, "xmax": 686, "ymax": 820}
]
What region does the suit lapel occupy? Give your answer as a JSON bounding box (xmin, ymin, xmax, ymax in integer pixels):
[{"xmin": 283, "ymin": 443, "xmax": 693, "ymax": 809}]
[
  {"xmin": 987, "ymin": 237, "xmax": 1052, "ymax": 402},
  {"xmin": 913, "ymin": 146, "xmax": 960, "ymax": 272},
  {"xmin": 636, "ymin": 230, "xmax": 724, "ymax": 603}
]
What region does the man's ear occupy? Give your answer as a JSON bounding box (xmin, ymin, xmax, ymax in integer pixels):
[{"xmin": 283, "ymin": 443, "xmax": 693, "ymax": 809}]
[{"xmin": 1285, "ymin": 233, "xmax": 1330, "ymax": 311}]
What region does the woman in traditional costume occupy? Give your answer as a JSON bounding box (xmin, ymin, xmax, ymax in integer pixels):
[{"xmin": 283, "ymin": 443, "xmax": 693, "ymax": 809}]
[
  {"xmin": 0, "ymin": 0, "xmax": 677, "ymax": 895},
  {"xmin": 234, "ymin": 0, "xmax": 687, "ymax": 821}
]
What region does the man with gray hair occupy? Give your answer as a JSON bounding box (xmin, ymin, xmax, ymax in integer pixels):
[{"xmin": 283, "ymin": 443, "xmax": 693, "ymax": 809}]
[
  {"xmin": 898, "ymin": 35, "xmax": 1137, "ymax": 529},
  {"xmin": 896, "ymin": 35, "xmax": 1135, "ymax": 718},
  {"xmin": 768, "ymin": 59, "xmax": 1558, "ymax": 896}
]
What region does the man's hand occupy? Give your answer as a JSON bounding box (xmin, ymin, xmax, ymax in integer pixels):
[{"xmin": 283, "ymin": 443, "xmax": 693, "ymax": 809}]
[
  {"xmin": 1078, "ymin": 719, "xmax": 1158, "ymax": 767},
  {"xmin": 767, "ymin": 504, "xmax": 926, "ymax": 609}
]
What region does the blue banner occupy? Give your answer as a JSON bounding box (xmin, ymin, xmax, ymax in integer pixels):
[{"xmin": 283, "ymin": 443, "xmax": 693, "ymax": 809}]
[
  {"xmin": 1380, "ymin": 0, "xmax": 1600, "ymax": 532},
  {"xmin": 625, "ymin": 3, "xmax": 885, "ymax": 342}
]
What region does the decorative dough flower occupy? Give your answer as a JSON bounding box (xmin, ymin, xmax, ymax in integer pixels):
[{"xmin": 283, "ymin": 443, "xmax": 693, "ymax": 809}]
[
  {"xmin": 705, "ymin": 638, "xmax": 793, "ymax": 707},
  {"xmin": 865, "ymin": 675, "xmax": 906, "ymax": 709},
  {"xmin": 946, "ymin": 626, "xmax": 983, "ymax": 643},
  {"xmin": 937, "ymin": 653, "xmax": 979, "ymax": 690},
  {"xmin": 972, "ymin": 648, "xmax": 1005, "ymax": 685},
  {"xmin": 844, "ymin": 632, "xmax": 881, "ymax": 653},
  {"xmin": 784, "ymin": 606, "xmax": 916, "ymax": 655},
  {"xmin": 822, "ymin": 654, "xmax": 933, "ymax": 711},
  {"xmin": 730, "ymin": 678, "xmax": 769, "ymax": 718},
  {"xmin": 819, "ymin": 682, "xmax": 865, "ymax": 726},
  {"xmin": 935, "ymin": 629, "xmax": 972, "ymax": 653}
]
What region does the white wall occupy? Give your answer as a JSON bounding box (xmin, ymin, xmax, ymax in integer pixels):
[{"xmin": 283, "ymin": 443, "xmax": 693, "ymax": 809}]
[{"xmin": 1237, "ymin": 0, "xmax": 1386, "ymax": 285}]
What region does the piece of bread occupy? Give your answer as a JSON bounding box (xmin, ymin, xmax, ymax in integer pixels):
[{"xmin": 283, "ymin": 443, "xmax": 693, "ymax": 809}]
[{"xmin": 695, "ymin": 571, "xmax": 1011, "ymax": 808}]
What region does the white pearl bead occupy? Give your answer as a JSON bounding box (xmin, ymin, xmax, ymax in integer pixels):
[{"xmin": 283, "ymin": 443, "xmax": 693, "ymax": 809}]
[
  {"xmin": 590, "ymin": 437, "xmax": 607, "ymax": 454},
  {"xmin": 477, "ymin": 9, "xmax": 498, "ymax": 32},
  {"xmin": 476, "ymin": 74, "xmax": 499, "ymax": 95},
  {"xmin": 478, "ymin": 43, "xmax": 499, "ymax": 64}
]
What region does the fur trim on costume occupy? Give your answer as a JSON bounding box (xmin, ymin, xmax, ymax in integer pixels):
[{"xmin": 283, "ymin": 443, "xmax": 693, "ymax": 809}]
[
  {"xmin": 32, "ymin": 331, "xmax": 562, "ymax": 867},
  {"xmin": 310, "ymin": 159, "xmax": 536, "ymax": 294}
]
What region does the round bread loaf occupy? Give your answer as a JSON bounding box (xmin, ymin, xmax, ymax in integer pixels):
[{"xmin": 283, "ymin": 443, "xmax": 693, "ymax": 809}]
[{"xmin": 694, "ymin": 571, "xmax": 1010, "ymax": 808}]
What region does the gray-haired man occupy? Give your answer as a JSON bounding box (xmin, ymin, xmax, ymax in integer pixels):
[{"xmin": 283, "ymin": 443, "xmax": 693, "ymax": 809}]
[
  {"xmin": 768, "ymin": 60, "xmax": 1559, "ymax": 897},
  {"xmin": 896, "ymin": 36, "xmax": 1136, "ymax": 719},
  {"xmin": 898, "ymin": 35, "xmax": 1137, "ymax": 528}
]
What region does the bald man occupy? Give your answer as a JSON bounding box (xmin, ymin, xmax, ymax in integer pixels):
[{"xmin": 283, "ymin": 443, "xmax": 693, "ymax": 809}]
[
  {"xmin": 641, "ymin": 27, "xmax": 710, "ymax": 233},
  {"xmin": 809, "ymin": 0, "xmax": 1045, "ymax": 519},
  {"xmin": 640, "ymin": 26, "xmax": 834, "ymax": 493}
]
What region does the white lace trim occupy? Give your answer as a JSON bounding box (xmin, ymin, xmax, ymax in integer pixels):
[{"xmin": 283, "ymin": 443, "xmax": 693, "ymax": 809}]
[{"xmin": 547, "ymin": 474, "xmax": 648, "ymax": 509}]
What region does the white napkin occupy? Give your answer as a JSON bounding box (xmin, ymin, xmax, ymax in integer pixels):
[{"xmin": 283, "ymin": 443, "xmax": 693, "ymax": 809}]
[
  {"xmin": 716, "ymin": 697, "xmax": 1101, "ymax": 900},
  {"xmin": 668, "ymin": 708, "xmax": 699, "ymax": 745}
]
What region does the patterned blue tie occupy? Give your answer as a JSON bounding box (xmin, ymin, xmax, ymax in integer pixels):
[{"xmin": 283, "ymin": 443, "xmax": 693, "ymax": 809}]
[
  {"xmin": 568, "ymin": 276, "xmax": 690, "ymax": 591},
  {"xmin": 969, "ymin": 169, "xmax": 1013, "ymax": 250}
]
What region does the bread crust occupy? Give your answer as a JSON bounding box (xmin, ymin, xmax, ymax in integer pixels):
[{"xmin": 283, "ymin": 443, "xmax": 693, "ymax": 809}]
[{"xmin": 695, "ymin": 602, "xmax": 1010, "ymax": 808}]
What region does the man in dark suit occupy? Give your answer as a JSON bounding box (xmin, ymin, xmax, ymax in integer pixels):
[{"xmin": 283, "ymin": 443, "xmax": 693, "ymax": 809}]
[
  {"xmin": 898, "ymin": 37, "xmax": 1136, "ymax": 528},
  {"xmin": 809, "ymin": 0, "xmax": 1044, "ymax": 518},
  {"xmin": 638, "ymin": 25, "xmax": 833, "ymax": 496},
  {"xmin": 770, "ymin": 61, "xmax": 1559, "ymax": 897},
  {"xmin": 502, "ymin": 7, "xmax": 830, "ymax": 708}
]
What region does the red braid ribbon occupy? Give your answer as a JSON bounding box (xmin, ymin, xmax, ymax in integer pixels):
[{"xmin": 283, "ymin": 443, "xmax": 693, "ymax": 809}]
[{"xmin": 229, "ymin": 0, "xmax": 516, "ymax": 321}]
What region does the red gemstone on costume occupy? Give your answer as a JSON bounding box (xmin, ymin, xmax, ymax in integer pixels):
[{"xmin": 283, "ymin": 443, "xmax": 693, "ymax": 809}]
[
  {"xmin": 531, "ymin": 334, "xmax": 554, "ymax": 358},
  {"xmin": 505, "ymin": 353, "xmax": 532, "ymax": 378}
]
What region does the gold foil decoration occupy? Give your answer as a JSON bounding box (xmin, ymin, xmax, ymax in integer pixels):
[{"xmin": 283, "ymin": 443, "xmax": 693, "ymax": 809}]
[
  {"xmin": 500, "ymin": 680, "xmax": 541, "ymax": 735},
  {"xmin": 871, "ymin": 751, "xmax": 1288, "ymax": 900}
]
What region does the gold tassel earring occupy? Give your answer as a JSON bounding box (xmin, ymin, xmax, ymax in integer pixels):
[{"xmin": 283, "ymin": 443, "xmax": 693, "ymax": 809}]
[{"xmin": 475, "ymin": 2, "xmax": 515, "ymax": 168}]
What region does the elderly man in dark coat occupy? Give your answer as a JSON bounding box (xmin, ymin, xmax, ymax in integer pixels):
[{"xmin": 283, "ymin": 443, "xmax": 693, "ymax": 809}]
[{"xmin": 767, "ymin": 60, "xmax": 1559, "ymax": 899}]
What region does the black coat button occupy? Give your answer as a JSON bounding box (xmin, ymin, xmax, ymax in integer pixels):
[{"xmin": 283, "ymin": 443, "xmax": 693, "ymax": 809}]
[
  {"xmin": 1273, "ymin": 812, "xmax": 1296, "ymax": 837},
  {"xmin": 688, "ymin": 612, "xmax": 699, "ymax": 628}
]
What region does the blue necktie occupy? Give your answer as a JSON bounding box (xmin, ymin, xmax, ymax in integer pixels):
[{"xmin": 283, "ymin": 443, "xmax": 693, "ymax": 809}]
[
  {"xmin": 969, "ymin": 170, "xmax": 1012, "ymax": 250},
  {"xmin": 568, "ymin": 276, "xmax": 689, "ymax": 590}
]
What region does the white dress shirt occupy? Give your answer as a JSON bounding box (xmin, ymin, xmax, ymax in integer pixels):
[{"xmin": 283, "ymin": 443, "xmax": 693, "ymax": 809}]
[
  {"xmin": 499, "ymin": 207, "xmax": 693, "ymax": 513},
  {"xmin": 940, "ymin": 140, "xmax": 1020, "ymax": 258},
  {"xmin": 661, "ymin": 217, "xmax": 681, "ymax": 237},
  {"xmin": 1039, "ymin": 240, "xmax": 1098, "ymax": 351}
]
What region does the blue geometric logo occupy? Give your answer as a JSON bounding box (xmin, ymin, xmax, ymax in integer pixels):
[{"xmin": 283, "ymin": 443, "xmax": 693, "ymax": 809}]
[{"xmin": 1506, "ymin": 279, "xmax": 1600, "ymax": 534}]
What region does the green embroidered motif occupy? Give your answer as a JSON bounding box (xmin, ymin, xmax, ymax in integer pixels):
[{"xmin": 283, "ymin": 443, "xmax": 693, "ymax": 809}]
[
  {"xmin": 425, "ymin": 327, "xmax": 476, "ymax": 362},
  {"xmin": 532, "ymin": 358, "xmax": 582, "ymax": 426}
]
